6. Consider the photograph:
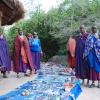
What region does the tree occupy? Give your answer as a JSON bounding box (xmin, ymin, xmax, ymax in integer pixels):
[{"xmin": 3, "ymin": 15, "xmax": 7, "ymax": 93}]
[{"xmin": 5, "ymin": 0, "xmax": 100, "ymax": 61}]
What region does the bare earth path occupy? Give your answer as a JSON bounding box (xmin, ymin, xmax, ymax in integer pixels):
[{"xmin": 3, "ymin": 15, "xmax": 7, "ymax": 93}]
[{"xmin": 0, "ymin": 72, "xmax": 100, "ymax": 100}]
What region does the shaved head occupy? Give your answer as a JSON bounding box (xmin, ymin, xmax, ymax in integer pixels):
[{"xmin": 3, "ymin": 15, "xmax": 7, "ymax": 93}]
[
  {"xmin": 91, "ymin": 25, "xmax": 97, "ymax": 34},
  {"xmin": 79, "ymin": 25, "xmax": 86, "ymax": 34},
  {"xmin": 80, "ymin": 25, "xmax": 85, "ymax": 29}
]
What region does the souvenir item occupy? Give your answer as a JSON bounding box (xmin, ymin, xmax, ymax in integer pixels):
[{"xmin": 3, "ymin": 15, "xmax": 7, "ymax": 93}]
[{"xmin": 0, "ymin": 63, "xmax": 82, "ymax": 100}]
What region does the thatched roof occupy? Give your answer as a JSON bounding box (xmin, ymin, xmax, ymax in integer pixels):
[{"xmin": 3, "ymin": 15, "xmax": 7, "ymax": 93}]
[{"xmin": 0, "ymin": 0, "xmax": 25, "ymax": 26}]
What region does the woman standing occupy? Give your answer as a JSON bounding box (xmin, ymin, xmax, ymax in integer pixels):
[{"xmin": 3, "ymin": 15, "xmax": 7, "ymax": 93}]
[
  {"xmin": 75, "ymin": 25, "xmax": 89, "ymax": 85},
  {"xmin": 13, "ymin": 29, "xmax": 34, "ymax": 77},
  {"xmin": 0, "ymin": 29, "xmax": 11, "ymax": 78},
  {"xmin": 28, "ymin": 32, "xmax": 43, "ymax": 72},
  {"xmin": 67, "ymin": 36, "xmax": 76, "ymax": 69},
  {"xmin": 84, "ymin": 26, "xmax": 100, "ymax": 88}
]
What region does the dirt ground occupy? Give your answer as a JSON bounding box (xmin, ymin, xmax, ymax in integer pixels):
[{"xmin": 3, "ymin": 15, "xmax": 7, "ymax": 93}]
[{"xmin": 0, "ymin": 72, "xmax": 100, "ymax": 100}]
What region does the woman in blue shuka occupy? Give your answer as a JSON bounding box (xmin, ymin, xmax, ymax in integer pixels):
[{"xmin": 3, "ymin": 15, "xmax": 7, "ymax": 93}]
[
  {"xmin": 28, "ymin": 32, "xmax": 43, "ymax": 72},
  {"xmin": 84, "ymin": 25, "xmax": 100, "ymax": 88}
]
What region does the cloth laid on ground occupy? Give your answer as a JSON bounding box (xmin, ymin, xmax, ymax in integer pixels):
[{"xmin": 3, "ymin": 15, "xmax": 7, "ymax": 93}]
[
  {"xmin": 39, "ymin": 63, "xmax": 75, "ymax": 76},
  {"xmin": 0, "ymin": 63, "xmax": 82, "ymax": 100}
]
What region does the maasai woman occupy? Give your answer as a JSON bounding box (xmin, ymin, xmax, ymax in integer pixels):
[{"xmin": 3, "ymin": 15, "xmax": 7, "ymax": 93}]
[
  {"xmin": 0, "ymin": 29, "xmax": 11, "ymax": 78},
  {"xmin": 84, "ymin": 26, "xmax": 100, "ymax": 88},
  {"xmin": 75, "ymin": 25, "xmax": 89, "ymax": 85},
  {"xmin": 28, "ymin": 32, "xmax": 43, "ymax": 72},
  {"xmin": 67, "ymin": 36, "xmax": 76, "ymax": 69},
  {"xmin": 13, "ymin": 29, "xmax": 34, "ymax": 77}
]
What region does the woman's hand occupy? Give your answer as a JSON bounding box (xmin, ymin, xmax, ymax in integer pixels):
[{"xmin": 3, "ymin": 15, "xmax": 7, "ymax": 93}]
[
  {"xmin": 83, "ymin": 53, "xmax": 85, "ymax": 59},
  {"xmin": 40, "ymin": 51, "xmax": 43, "ymax": 57}
]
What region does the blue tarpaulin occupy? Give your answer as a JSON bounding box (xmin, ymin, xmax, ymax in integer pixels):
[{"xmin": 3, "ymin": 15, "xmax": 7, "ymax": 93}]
[{"xmin": 0, "ymin": 64, "xmax": 82, "ymax": 100}]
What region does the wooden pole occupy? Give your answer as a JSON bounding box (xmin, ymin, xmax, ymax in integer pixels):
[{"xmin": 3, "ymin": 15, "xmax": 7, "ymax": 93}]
[{"xmin": 0, "ymin": 11, "xmax": 3, "ymax": 27}]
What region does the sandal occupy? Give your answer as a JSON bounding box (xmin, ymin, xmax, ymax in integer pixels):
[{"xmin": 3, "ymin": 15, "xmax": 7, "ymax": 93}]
[
  {"xmin": 3, "ymin": 72, "xmax": 8, "ymax": 78},
  {"xmin": 97, "ymin": 84, "xmax": 100, "ymax": 88},
  {"xmin": 24, "ymin": 73, "xmax": 30, "ymax": 77},
  {"xmin": 88, "ymin": 83, "xmax": 95, "ymax": 88},
  {"xmin": 3, "ymin": 75, "xmax": 8, "ymax": 78},
  {"xmin": 16, "ymin": 74, "xmax": 21, "ymax": 78}
]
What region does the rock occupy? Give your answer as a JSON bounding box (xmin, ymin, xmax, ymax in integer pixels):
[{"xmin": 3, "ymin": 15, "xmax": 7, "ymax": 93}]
[{"xmin": 48, "ymin": 55, "xmax": 68, "ymax": 65}]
